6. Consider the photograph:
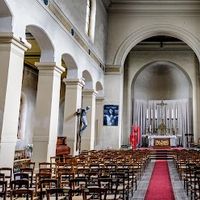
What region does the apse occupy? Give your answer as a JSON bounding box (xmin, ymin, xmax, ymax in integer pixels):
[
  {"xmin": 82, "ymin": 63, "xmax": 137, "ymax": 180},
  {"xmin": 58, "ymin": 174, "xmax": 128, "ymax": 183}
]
[
  {"xmin": 133, "ymin": 61, "xmax": 192, "ymax": 100},
  {"xmin": 131, "ymin": 61, "xmax": 193, "ymax": 147}
]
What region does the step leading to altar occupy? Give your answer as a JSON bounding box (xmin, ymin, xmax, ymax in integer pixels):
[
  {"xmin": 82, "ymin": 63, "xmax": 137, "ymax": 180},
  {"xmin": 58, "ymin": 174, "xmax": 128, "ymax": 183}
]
[{"xmin": 149, "ymin": 149, "xmax": 175, "ymax": 160}]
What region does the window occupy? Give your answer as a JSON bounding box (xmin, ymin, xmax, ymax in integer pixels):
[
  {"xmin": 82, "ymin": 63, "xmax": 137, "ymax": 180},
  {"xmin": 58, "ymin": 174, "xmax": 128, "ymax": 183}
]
[{"xmin": 85, "ymin": 0, "xmax": 96, "ymax": 40}]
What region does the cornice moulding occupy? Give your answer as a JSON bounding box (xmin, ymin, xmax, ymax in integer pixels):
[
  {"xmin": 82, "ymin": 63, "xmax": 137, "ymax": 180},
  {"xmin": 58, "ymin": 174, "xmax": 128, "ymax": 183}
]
[{"xmin": 109, "ymin": 1, "xmax": 200, "ymax": 14}]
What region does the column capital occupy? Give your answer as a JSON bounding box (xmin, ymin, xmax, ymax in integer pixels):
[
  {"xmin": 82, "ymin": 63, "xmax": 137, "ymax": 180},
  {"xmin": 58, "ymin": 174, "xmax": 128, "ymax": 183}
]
[
  {"xmin": 0, "ymin": 32, "xmax": 31, "ymax": 51},
  {"xmin": 96, "ymin": 96, "xmax": 104, "ymax": 101},
  {"xmin": 63, "ymin": 78, "xmax": 85, "ymax": 88},
  {"xmin": 82, "ymin": 89, "xmax": 98, "ymax": 96},
  {"xmin": 35, "ymin": 62, "xmax": 65, "ymax": 74}
]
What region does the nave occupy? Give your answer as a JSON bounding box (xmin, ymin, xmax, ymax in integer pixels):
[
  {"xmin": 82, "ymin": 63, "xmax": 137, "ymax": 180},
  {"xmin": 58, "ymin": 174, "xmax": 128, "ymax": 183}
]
[{"xmin": 2, "ymin": 148, "xmax": 200, "ymax": 200}]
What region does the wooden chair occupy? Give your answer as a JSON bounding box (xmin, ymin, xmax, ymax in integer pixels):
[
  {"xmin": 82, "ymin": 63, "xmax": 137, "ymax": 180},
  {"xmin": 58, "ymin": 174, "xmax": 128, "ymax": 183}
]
[
  {"xmin": 58, "ymin": 171, "xmax": 74, "ymax": 189},
  {"xmin": 46, "ymin": 188, "xmax": 70, "ymax": 200},
  {"xmin": 37, "ymin": 178, "xmax": 58, "ymax": 199},
  {"xmin": 10, "ymin": 179, "xmax": 29, "ymax": 190},
  {"xmin": 14, "ymin": 172, "xmax": 29, "ymax": 181},
  {"xmin": 35, "ymin": 172, "xmax": 52, "ymax": 195},
  {"xmin": 98, "ymin": 177, "xmax": 120, "ymax": 200},
  {"xmin": 69, "ymin": 177, "xmax": 88, "ymax": 200},
  {"xmin": 0, "ymin": 173, "xmax": 5, "ymax": 181},
  {"xmin": 0, "ymin": 167, "xmax": 12, "ymax": 187},
  {"xmin": 39, "ymin": 162, "xmax": 52, "ymax": 170},
  {"xmin": 84, "ymin": 187, "xmax": 107, "ymax": 200},
  {"xmin": 0, "ymin": 181, "xmax": 7, "ymax": 200},
  {"xmin": 20, "ymin": 167, "xmax": 34, "ymax": 187},
  {"xmin": 10, "ymin": 189, "xmax": 34, "ymax": 200},
  {"xmin": 111, "ymin": 172, "xmax": 127, "ymax": 199}
]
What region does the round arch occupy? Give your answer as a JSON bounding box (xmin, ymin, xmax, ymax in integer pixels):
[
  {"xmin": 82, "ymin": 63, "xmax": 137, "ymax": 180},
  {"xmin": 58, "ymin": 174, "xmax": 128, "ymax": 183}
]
[
  {"xmin": 62, "ymin": 53, "xmax": 78, "ymax": 79},
  {"xmin": 0, "ymin": 0, "xmax": 13, "ymax": 32},
  {"xmin": 96, "ymin": 81, "xmax": 104, "ymax": 97},
  {"xmin": 82, "ymin": 70, "xmax": 93, "ymax": 90},
  {"xmin": 26, "ymin": 25, "xmax": 54, "ymax": 62},
  {"xmin": 96, "ymin": 81, "xmax": 103, "ymax": 91},
  {"xmin": 114, "ymin": 24, "xmax": 200, "ymax": 68},
  {"xmin": 131, "ymin": 60, "xmax": 193, "ymax": 93},
  {"xmin": 127, "ymin": 60, "xmax": 194, "ymax": 147}
]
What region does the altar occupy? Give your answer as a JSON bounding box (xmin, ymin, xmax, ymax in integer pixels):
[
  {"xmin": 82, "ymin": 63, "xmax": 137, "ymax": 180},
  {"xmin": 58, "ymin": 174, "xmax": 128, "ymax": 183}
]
[{"xmin": 148, "ymin": 135, "xmax": 177, "ymax": 147}]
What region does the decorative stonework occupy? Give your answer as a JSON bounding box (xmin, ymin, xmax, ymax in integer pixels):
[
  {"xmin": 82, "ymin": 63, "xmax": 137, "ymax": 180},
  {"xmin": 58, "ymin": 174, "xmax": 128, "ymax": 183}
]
[{"xmin": 108, "ymin": 0, "xmax": 200, "ymax": 15}]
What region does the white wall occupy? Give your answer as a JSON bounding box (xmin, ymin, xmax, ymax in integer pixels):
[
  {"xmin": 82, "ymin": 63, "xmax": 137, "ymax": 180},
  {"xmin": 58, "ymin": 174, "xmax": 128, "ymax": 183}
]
[{"xmin": 53, "ymin": 0, "xmax": 108, "ymax": 62}]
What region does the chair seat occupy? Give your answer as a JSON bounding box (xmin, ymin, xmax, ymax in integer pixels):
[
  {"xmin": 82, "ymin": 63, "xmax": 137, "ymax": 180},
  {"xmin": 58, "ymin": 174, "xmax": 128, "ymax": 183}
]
[
  {"xmin": 106, "ymin": 194, "xmax": 121, "ymax": 200},
  {"xmin": 71, "ymin": 196, "xmax": 85, "ymax": 200}
]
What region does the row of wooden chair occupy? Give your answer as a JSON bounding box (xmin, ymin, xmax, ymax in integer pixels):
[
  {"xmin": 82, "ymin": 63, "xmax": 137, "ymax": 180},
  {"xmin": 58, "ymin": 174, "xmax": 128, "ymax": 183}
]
[
  {"xmin": 173, "ymin": 149, "xmax": 200, "ymax": 200},
  {"xmin": 0, "ymin": 149, "xmax": 150, "ymax": 199}
]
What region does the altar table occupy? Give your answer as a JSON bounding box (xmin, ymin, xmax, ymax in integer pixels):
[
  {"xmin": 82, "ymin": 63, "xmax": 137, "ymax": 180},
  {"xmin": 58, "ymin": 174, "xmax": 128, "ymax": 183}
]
[{"xmin": 148, "ymin": 135, "xmax": 177, "ymax": 147}]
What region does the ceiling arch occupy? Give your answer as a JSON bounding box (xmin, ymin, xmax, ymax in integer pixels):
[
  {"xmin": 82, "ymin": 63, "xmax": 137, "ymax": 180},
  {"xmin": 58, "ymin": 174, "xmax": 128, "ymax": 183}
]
[{"xmin": 114, "ymin": 24, "xmax": 200, "ymax": 71}]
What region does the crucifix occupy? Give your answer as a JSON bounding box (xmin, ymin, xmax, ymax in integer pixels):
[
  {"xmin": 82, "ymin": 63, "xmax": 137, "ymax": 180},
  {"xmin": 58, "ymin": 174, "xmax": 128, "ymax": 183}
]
[
  {"xmin": 156, "ymin": 100, "xmax": 167, "ymax": 119},
  {"xmin": 156, "ymin": 100, "xmax": 168, "ymax": 134}
]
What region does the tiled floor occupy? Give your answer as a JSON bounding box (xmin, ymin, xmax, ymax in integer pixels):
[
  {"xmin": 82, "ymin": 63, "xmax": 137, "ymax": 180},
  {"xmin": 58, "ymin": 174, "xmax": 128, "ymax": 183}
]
[
  {"xmin": 131, "ymin": 160, "xmax": 155, "ymax": 199},
  {"xmin": 131, "ymin": 160, "xmax": 189, "ymax": 200},
  {"xmin": 168, "ymin": 160, "xmax": 189, "ymax": 200}
]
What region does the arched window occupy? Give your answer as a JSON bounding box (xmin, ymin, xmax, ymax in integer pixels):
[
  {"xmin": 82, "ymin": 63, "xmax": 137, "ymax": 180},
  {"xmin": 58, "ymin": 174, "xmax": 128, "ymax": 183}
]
[{"xmin": 85, "ymin": 0, "xmax": 96, "ymax": 40}]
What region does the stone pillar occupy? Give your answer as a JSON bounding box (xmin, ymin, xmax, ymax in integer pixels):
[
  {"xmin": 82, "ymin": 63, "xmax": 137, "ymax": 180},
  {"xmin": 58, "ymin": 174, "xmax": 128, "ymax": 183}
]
[
  {"xmin": 62, "ymin": 78, "xmax": 85, "ymax": 155},
  {"xmin": 81, "ymin": 89, "xmax": 97, "ymax": 151},
  {"xmin": 103, "ymin": 66, "xmax": 123, "ymax": 149},
  {"xmin": 32, "ymin": 63, "xmax": 64, "ymax": 164},
  {"xmin": 0, "ymin": 33, "xmax": 30, "ymax": 167},
  {"xmin": 95, "ymin": 97, "xmax": 104, "ymax": 149}
]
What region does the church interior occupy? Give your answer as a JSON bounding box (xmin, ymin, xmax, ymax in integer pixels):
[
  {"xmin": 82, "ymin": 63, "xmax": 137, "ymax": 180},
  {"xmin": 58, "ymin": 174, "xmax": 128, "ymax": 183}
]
[{"xmin": 1, "ymin": 0, "xmax": 200, "ymax": 199}]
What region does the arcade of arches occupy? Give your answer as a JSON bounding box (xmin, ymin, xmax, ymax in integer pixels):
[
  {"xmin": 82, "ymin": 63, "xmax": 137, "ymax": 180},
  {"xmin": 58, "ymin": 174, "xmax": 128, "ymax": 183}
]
[{"xmin": 1, "ymin": 0, "xmax": 200, "ymax": 169}]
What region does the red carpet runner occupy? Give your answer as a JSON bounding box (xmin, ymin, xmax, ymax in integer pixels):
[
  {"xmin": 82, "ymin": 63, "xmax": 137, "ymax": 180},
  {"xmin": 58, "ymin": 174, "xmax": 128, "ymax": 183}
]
[{"xmin": 145, "ymin": 160, "xmax": 175, "ymax": 200}]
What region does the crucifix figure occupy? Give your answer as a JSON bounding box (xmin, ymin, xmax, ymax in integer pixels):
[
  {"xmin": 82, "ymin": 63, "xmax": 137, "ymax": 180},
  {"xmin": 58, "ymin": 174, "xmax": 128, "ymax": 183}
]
[
  {"xmin": 156, "ymin": 100, "xmax": 167, "ymax": 119},
  {"xmin": 156, "ymin": 100, "xmax": 168, "ymax": 135}
]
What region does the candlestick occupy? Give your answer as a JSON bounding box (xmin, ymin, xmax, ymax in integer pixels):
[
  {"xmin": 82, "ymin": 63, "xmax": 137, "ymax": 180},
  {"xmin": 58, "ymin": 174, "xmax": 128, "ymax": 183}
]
[
  {"xmin": 171, "ymin": 109, "xmax": 174, "ymax": 119},
  {"xmin": 175, "ymin": 108, "xmax": 178, "ymax": 119},
  {"xmin": 155, "ymin": 109, "xmax": 157, "ymax": 119},
  {"xmin": 151, "ymin": 109, "xmax": 153, "ymax": 119},
  {"xmin": 166, "ymin": 108, "xmax": 169, "ymax": 119}
]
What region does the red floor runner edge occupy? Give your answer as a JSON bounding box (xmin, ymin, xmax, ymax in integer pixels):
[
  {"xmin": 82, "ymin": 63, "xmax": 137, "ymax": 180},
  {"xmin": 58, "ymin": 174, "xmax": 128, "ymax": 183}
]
[{"xmin": 144, "ymin": 160, "xmax": 175, "ymax": 200}]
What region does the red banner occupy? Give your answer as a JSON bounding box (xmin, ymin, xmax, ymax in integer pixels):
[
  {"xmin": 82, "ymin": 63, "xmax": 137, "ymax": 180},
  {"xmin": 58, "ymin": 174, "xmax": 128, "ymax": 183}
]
[{"xmin": 130, "ymin": 125, "xmax": 140, "ymax": 149}]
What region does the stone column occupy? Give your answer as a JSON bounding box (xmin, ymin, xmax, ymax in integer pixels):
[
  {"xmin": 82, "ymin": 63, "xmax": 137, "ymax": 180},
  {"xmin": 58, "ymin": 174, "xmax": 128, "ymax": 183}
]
[
  {"xmin": 95, "ymin": 97, "xmax": 104, "ymax": 148},
  {"xmin": 62, "ymin": 78, "xmax": 85, "ymax": 155},
  {"xmin": 103, "ymin": 66, "xmax": 123, "ymax": 149},
  {"xmin": 81, "ymin": 89, "xmax": 97, "ymax": 151},
  {"xmin": 32, "ymin": 63, "xmax": 64, "ymax": 163},
  {"xmin": 0, "ymin": 33, "xmax": 30, "ymax": 167}
]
